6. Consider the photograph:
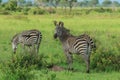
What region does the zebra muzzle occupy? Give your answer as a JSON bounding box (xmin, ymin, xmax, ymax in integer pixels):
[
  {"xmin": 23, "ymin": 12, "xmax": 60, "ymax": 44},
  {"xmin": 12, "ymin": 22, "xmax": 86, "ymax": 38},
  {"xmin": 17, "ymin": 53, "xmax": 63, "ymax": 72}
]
[{"xmin": 54, "ymin": 33, "xmax": 57, "ymax": 39}]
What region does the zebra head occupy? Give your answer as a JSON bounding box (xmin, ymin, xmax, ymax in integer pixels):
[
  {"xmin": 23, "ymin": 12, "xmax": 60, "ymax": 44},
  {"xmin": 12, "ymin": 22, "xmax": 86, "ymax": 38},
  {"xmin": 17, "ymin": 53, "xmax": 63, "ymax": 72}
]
[
  {"xmin": 11, "ymin": 34, "xmax": 19, "ymax": 54},
  {"xmin": 53, "ymin": 21, "xmax": 70, "ymax": 39}
]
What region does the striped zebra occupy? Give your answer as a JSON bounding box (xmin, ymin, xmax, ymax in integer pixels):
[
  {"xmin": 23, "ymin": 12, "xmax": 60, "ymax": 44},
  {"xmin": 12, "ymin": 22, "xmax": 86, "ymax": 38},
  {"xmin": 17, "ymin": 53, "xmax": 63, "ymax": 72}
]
[
  {"xmin": 53, "ymin": 21, "xmax": 96, "ymax": 73},
  {"xmin": 11, "ymin": 29, "xmax": 42, "ymax": 54}
]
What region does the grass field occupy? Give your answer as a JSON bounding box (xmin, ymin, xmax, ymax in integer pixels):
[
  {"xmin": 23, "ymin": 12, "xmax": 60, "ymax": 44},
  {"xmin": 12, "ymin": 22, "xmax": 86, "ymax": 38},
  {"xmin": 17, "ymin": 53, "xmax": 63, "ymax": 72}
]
[{"xmin": 0, "ymin": 14, "xmax": 120, "ymax": 80}]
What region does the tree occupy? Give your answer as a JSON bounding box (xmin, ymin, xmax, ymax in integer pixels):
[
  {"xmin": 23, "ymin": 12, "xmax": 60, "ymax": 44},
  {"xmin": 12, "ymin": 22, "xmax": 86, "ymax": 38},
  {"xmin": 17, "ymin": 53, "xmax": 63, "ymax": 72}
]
[
  {"xmin": 67, "ymin": 0, "xmax": 77, "ymax": 11},
  {"xmin": 79, "ymin": 0, "xmax": 90, "ymax": 7},
  {"xmin": 59, "ymin": 0, "xmax": 68, "ymax": 12},
  {"xmin": 90, "ymin": 0, "xmax": 99, "ymax": 7},
  {"xmin": 52, "ymin": 0, "xmax": 61, "ymax": 8},
  {"xmin": 0, "ymin": 0, "xmax": 2, "ymax": 4},
  {"xmin": 113, "ymin": 1, "xmax": 120, "ymax": 7},
  {"xmin": 4, "ymin": 0, "xmax": 17, "ymax": 11},
  {"xmin": 102, "ymin": 0, "xmax": 112, "ymax": 7},
  {"xmin": 79, "ymin": 1, "xmax": 84, "ymax": 7},
  {"xmin": 26, "ymin": 0, "xmax": 33, "ymax": 6},
  {"xmin": 34, "ymin": 0, "xmax": 42, "ymax": 6},
  {"xmin": 34, "ymin": 0, "xmax": 49, "ymax": 7},
  {"xmin": 18, "ymin": 0, "xmax": 26, "ymax": 6}
]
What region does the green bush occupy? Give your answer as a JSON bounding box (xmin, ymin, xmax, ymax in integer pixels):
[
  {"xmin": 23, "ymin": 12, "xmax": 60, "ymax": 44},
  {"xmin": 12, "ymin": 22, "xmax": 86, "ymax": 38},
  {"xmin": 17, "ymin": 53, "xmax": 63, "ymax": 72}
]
[
  {"xmin": 94, "ymin": 8, "xmax": 105, "ymax": 13},
  {"xmin": 0, "ymin": 10, "xmax": 11, "ymax": 15},
  {"xmin": 16, "ymin": 7, "xmax": 23, "ymax": 12},
  {"xmin": 29, "ymin": 8, "xmax": 48, "ymax": 15},
  {"xmin": 91, "ymin": 48, "xmax": 120, "ymax": 72},
  {"xmin": 21, "ymin": 7, "xmax": 31, "ymax": 15},
  {"xmin": 1, "ymin": 54, "xmax": 47, "ymax": 80},
  {"xmin": 46, "ymin": 8, "xmax": 56, "ymax": 14},
  {"xmin": 3, "ymin": 0, "xmax": 17, "ymax": 11}
]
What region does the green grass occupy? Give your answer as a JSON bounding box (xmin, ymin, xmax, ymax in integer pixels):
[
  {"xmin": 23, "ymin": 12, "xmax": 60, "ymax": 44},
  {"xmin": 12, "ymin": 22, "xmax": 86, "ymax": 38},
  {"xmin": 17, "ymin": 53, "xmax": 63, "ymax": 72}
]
[
  {"xmin": 0, "ymin": 14, "xmax": 120, "ymax": 80},
  {"xmin": 31, "ymin": 71, "xmax": 120, "ymax": 80}
]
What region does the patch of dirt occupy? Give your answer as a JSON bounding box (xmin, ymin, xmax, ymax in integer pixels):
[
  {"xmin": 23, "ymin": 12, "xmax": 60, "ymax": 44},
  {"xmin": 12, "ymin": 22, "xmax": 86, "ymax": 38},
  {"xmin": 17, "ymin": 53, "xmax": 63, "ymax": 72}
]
[{"xmin": 49, "ymin": 65, "xmax": 65, "ymax": 71}]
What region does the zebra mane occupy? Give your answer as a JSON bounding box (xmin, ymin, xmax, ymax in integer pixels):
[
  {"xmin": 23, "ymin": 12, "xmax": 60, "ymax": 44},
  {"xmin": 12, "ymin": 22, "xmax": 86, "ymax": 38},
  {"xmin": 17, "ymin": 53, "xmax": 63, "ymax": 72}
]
[{"xmin": 11, "ymin": 33, "xmax": 19, "ymax": 42}]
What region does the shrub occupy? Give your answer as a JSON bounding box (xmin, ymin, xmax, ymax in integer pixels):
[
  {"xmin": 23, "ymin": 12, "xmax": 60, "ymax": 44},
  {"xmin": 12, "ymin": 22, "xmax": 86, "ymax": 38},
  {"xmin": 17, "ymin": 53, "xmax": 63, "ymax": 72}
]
[
  {"xmin": 3, "ymin": 0, "xmax": 17, "ymax": 11},
  {"xmin": 91, "ymin": 48, "xmax": 120, "ymax": 72},
  {"xmin": 1, "ymin": 54, "xmax": 47, "ymax": 80},
  {"xmin": 29, "ymin": 8, "xmax": 48, "ymax": 15},
  {"xmin": 16, "ymin": 7, "xmax": 23, "ymax": 12},
  {"xmin": 21, "ymin": 7, "xmax": 31, "ymax": 15},
  {"xmin": 46, "ymin": 8, "xmax": 56, "ymax": 14},
  {"xmin": 94, "ymin": 8, "xmax": 105, "ymax": 13},
  {"xmin": 105, "ymin": 8, "xmax": 112, "ymax": 13},
  {"xmin": 0, "ymin": 10, "xmax": 11, "ymax": 15}
]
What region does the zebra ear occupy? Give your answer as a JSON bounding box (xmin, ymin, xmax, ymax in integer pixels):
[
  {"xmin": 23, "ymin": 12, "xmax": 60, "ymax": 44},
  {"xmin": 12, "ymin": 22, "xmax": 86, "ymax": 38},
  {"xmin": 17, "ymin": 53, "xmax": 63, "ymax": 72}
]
[
  {"xmin": 54, "ymin": 21, "xmax": 57, "ymax": 26},
  {"xmin": 59, "ymin": 21, "xmax": 64, "ymax": 27}
]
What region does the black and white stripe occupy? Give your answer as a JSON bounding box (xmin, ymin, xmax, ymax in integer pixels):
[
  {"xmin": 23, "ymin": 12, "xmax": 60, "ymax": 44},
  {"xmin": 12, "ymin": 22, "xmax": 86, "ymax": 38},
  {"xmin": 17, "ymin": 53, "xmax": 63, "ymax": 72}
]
[
  {"xmin": 54, "ymin": 21, "xmax": 96, "ymax": 73},
  {"xmin": 73, "ymin": 34, "xmax": 95, "ymax": 55},
  {"xmin": 11, "ymin": 29, "xmax": 42, "ymax": 54}
]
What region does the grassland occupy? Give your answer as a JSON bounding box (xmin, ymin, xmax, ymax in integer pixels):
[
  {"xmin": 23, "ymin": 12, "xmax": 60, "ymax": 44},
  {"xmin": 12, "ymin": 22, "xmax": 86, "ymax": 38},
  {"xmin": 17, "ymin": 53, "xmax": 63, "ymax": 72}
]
[{"xmin": 0, "ymin": 14, "xmax": 120, "ymax": 80}]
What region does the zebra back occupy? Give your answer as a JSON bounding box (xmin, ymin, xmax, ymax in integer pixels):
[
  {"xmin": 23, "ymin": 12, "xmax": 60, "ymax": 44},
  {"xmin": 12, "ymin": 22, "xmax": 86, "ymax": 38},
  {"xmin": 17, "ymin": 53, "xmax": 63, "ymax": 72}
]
[
  {"xmin": 11, "ymin": 29, "xmax": 42, "ymax": 54},
  {"xmin": 20, "ymin": 29, "xmax": 42, "ymax": 46},
  {"xmin": 78, "ymin": 34, "xmax": 95, "ymax": 49},
  {"xmin": 73, "ymin": 34, "xmax": 96, "ymax": 55}
]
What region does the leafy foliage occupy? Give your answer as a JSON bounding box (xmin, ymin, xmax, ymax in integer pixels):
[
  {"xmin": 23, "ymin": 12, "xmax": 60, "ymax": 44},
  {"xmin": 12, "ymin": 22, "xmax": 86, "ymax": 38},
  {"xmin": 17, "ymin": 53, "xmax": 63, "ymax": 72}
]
[
  {"xmin": 1, "ymin": 54, "xmax": 48, "ymax": 80},
  {"xmin": 29, "ymin": 8, "xmax": 48, "ymax": 15},
  {"xmin": 102, "ymin": 0, "xmax": 112, "ymax": 7},
  {"xmin": 91, "ymin": 50, "xmax": 120, "ymax": 72},
  {"xmin": 3, "ymin": 0, "xmax": 17, "ymax": 11}
]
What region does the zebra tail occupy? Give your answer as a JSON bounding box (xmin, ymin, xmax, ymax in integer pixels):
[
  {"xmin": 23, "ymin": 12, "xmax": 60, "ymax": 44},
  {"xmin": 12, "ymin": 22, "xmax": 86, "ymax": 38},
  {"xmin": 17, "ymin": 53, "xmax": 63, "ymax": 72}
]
[
  {"xmin": 87, "ymin": 42, "xmax": 91, "ymax": 57},
  {"xmin": 37, "ymin": 32, "xmax": 42, "ymax": 53}
]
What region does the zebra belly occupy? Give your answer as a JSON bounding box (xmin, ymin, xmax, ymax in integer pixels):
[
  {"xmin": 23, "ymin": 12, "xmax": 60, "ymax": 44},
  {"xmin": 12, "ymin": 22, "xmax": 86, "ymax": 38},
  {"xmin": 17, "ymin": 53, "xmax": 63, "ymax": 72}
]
[
  {"xmin": 23, "ymin": 39, "xmax": 37, "ymax": 46},
  {"xmin": 68, "ymin": 47, "xmax": 78, "ymax": 54},
  {"xmin": 72, "ymin": 45, "xmax": 88, "ymax": 55}
]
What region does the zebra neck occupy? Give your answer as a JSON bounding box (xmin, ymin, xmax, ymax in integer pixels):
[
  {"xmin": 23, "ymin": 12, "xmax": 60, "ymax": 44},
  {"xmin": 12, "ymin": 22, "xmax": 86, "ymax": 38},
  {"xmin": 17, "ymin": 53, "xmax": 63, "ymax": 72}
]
[{"xmin": 59, "ymin": 33, "xmax": 72, "ymax": 42}]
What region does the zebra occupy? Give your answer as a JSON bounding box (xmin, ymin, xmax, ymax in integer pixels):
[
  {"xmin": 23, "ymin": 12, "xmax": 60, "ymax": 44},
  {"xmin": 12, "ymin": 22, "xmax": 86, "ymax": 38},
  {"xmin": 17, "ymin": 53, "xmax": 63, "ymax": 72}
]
[
  {"xmin": 11, "ymin": 29, "xmax": 42, "ymax": 54},
  {"xmin": 53, "ymin": 21, "xmax": 96, "ymax": 73}
]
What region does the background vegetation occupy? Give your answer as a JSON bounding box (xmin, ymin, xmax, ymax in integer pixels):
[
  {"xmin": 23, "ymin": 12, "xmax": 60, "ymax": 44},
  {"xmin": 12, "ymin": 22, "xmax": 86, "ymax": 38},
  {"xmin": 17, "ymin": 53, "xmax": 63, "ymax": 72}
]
[
  {"xmin": 1, "ymin": 0, "xmax": 120, "ymax": 15},
  {"xmin": 0, "ymin": 0, "xmax": 120, "ymax": 80}
]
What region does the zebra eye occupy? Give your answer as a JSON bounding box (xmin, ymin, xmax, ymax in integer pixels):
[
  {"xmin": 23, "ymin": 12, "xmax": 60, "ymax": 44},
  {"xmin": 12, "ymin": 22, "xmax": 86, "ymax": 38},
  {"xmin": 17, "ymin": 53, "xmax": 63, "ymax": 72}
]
[{"xmin": 57, "ymin": 30, "xmax": 62, "ymax": 35}]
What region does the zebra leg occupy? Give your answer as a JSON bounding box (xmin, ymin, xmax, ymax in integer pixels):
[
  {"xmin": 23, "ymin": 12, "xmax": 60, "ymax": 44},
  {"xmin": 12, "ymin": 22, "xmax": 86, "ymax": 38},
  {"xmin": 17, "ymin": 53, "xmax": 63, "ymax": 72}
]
[
  {"xmin": 21, "ymin": 44, "xmax": 26, "ymax": 55},
  {"xmin": 36, "ymin": 43, "xmax": 40, "ymax": 54},
  {"xmin": 28, "ymin": 46, "xmax": 33, "ymax": 55},
  {"xmin": 31, "ymin": 45, "xmax": 36, "ymax": 55},
  {"xmin": 34, "ymin": 45, "xmax": 38, "ymax": 56},
  {"xmin": 65, "ymin": 51, "xmax": 73, "ymax": 70},
  {"xmin": 31, "ymin": 45, "xmax": 37, "ymax": 56},
  {"xmin": 81, "ymin": 54, "xmax": 90, "ymax": 73}
]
